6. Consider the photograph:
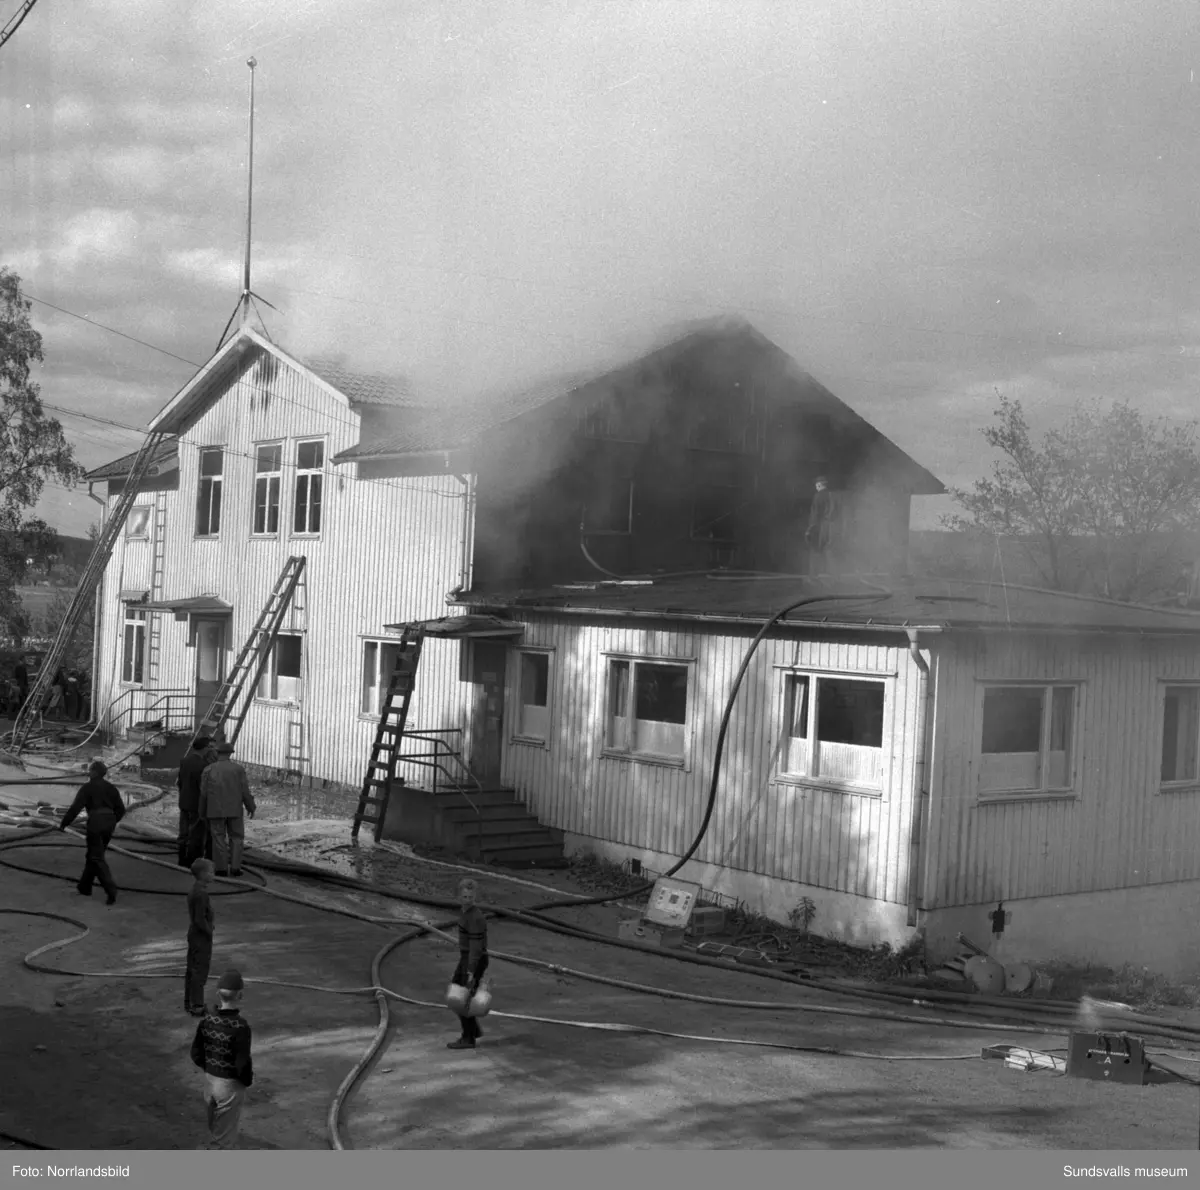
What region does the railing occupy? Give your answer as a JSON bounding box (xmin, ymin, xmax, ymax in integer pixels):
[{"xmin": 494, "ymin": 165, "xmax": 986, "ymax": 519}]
[
  {"xmin": 106, "ymin": 687, "xmax": 194, "ymax": 741},
  {"xmin": 400, "ymin": 729, "xmax": 485, "ymax": 856}
]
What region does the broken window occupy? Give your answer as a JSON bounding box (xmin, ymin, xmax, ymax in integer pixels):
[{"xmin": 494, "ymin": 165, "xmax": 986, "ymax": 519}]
[
  {"xmin": 257, "ymin": 632, "xmax": 303, "ymax": 703},
  {"xmin": 122, "ymin": 606, "xmax": 146, "ymax": 686},
  {"xmin": 583, "ymin": 481, "xmax": 634, "ymax": 535},
  {"xmin": 253, "ymin": 443, "xmax": 282, "ymax": 536},
  {"xmin": 1162, "ymin": 685, "xmax": 1200, "ymax": 784},
  {"xmin": 360, "ymin": 640, "xmax": 402, "ymax": 718},
  {"xmin": 516, "ymin": 650, "xmax": 552, "ymax": 742},
  {"xmin": 293, "ymin": 440, "xmax": 324, "ymax": 535},
  {"xmin": 691, "ymin": 485, "xmax": 741, "ymax": 542},
  {"xmin": 979, "ymin": 684, "xmax": 1076, "ymax": 793},
  {"xmin": 606, "ymin": 658, "xmax": 689, "ymax": 762},
  {"xmin": 126, "ymin": 506, "xmax": 151, "ymax": 539},
  {"xmin": 196, "ymin": 448, "xmax": 223, "ymax": 537},
  {"xmin": 782, "ymin": 673, "xmax": 885, "ymax": 788}
]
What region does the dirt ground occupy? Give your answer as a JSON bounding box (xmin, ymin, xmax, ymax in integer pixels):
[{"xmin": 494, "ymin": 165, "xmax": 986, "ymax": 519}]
[{"xmin": 2, "ymin": 768, "xmax": 1200, "ymax": 1150}]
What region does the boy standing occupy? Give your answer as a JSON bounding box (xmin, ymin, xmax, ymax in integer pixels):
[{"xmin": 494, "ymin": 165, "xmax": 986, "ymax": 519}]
[
  {"xmin": 190, "ymin": 969, "xmax": 254, "ymax": 1150},
  {"xmin": 447, "ymin": 877, "xmax": 489, "ymax": 1051},
  {"xmin": 185, "ymin": 859, "xmax": 215, "ymax": 1016}
]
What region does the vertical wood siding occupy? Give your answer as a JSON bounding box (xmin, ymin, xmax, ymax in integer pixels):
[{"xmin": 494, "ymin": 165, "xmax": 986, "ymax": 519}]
[
  {"xmin": 925, "ymin": 631, "xmax": 1200, "ymax": 907},
  {"xmin": 501, "ymin": 615, "xmax": 923, "ymax": 905},
  {"xmin": 94, "ymin": 350, "xmax": 470, "ymax": 788}
]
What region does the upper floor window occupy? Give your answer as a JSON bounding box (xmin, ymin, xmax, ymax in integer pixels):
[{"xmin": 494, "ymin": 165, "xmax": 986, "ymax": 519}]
[
  {"xmin": 126, "ymin": 506, "xmax": 151, "ymax": 539},
  {"xmin": 782, "ymin": 673, "xmax": 885, "ymax": 790},
  {"xmin": 253, "ymin": 443, "xmax": 282, "ymax": 536},
  {"xmin": 606, "ymin": 657, "xmax": 690, "ymax": 763},
  {"xmin": 515, "ymin": 650, "xmax": 552, "ymax": 743},
  {"xmin": 258, "ymin": 632, "xmax": 303, "ymax": 703},
  {"xmin": 293, "ymin": 440, "xmax": 324, "ymax": 535},
  {"xmin": 122, "ymin": 606, "xmax": 147, "ymax": 686},
  {"xmin": 1162, "ymin": 685, "xmax": 1200, "ymax": 786},
  {"xmin": 583, "ymin": 481, "xmax": 634, "ymax": 535},
  {"xmin": 196, "ymin": 448, "xmax": 223, "ymax": 537},
  {"xmin": 687, "ymin": 409, "xmax": 753, "ymax": 454},
  {"xmin": 979, "ymin": 684, "xmax": 1076, "ymax": 794}
]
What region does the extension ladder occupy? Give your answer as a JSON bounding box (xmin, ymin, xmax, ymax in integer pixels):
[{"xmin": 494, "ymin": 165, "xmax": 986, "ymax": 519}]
[
  {"xmin": 352, "ymin": 630, "xmax": 425, "ymax": 842},
  {"xmin": 191, "ymin": 555, "xmax": 307, "ymax": 748},
  {"xmin": 10, "ymin": 430, "xmax": 173, "ymax": 752}
]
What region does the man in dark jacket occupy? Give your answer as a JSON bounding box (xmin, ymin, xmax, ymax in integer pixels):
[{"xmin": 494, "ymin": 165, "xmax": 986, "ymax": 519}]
[
  {"xmin": 58, "ymin": 759, "xmax": 126, "ymax": 905},
  {"xmin": 198, "ymin": 742, "xmax": 256, "ymax": 878},
  {"xmin": 177, "ymin": 736, "xmax": 213, "ymax": 868}
]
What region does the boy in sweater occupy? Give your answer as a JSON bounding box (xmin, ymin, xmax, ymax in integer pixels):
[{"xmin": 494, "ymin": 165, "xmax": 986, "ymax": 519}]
[
  {"xmin": 185, "ymin": 859, "xmax": 215, "ymax": 1016},
  {"xmin": 190, "ymin": 969, "xmax": 254, "ymax": 1149},
  {"xmin": 447, "ymin": 877, "xmax": 489, "ymax": 1050}
]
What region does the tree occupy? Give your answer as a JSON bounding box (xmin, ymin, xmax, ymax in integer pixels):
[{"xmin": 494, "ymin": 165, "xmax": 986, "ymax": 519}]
[
  {"xmin": 0, "ymin": 267, "xmax": 85, "ymax": 641},
  {"xmin": 944, "ymin": 394, "xmax": 1200, "ymax": 602}
]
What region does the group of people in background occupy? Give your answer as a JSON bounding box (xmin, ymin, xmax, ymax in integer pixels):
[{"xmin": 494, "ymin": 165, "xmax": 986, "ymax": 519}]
[{"xmin": 6, "ymin": 656, "xmax": 91, "ymax": 721}]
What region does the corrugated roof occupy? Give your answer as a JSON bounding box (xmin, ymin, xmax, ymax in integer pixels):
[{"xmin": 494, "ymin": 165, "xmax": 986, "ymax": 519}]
[
  {"xmin": 456, "ymin": 573, "xmax": 1200, "ymax": 635},
  {"xmin": 85, "ymin": 440, "xmax": 179, "ymax": 482},
  {"xmin": 302, "ymin": 356, "xmax": 419, "ymax": 406}
]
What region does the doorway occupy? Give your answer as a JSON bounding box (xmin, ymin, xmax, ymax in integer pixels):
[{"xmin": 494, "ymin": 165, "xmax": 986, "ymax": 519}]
[
  {"xmin": 468, "ymin": 640, "xmax": 508, "ymax": 786},
  {"xmin": 194, "ymin": 618, "xmax": 228, "ymax": 730}
]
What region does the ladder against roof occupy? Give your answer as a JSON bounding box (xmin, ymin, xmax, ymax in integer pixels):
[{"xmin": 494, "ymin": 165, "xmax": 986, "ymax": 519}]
[
  {"xmin": 352, "ymin": 631, "xmax": 425, "ymax": 843},
  {"xmin": 10, "ymin": 430, "xmax": 172, "ymax": 753},
  {"xmin": 192, "ymin": 555, "xmax": 307, "ymax": 749},
  {"xmin": 145, "ymin": 489, "xmax": 169, "ymax": 688}
]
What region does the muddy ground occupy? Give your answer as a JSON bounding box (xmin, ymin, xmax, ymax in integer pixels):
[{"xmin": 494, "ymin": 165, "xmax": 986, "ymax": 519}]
[{"xmin": 2, "ymin": 768, "xmax": 1200, "ymax": 1150}]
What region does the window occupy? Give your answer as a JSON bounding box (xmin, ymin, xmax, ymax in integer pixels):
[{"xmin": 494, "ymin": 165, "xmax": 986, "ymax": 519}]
[
  {"xmin": 516, "ymin": 651, "xmax": 552, "ymax": 742},
  {"xmin": 126, "ymin": 506, "xmax": 151, "ymax": 539},
  {"xmin": 253, "ymin": 443, "xmax": 282, "ymax": 535},
  {"xmin": 782, "ymin": 674, "xmax": 885, "ymax": 788},
  {"xmin": 196, "ymin": 448, "xmax": 223, "ymax": 536},
  {"xmin": 360, "ymin": 640, "xmax": 402, "ymax": 718},
  {"xmin": 691, "ymin": 485, "xmax": 741, "ymax": 542},
  {"xmin": 979, "ymin": 684, "xmax": 1076, "ymax": 793},
  {"xmin": 122, "ymin": 606, "xmax": 146, "ymax": 685},
  {"xmin": 1162, "ymin": 686, "xmax": 1200, "ymax": 785},
  {"xmin": 584, "ymin": 481, "xmax": 634, "ymax": 535},
  {"xmin": 293, "ymin": 440, "xmax": 324, "ymax": 535},
  {"xmin": 687, "ymin": 408, "xmax": 751, "ymax": 453},
  {"xmin": 606, "ymin": 658, "xmax": 689, "ymax": 762},
  {"xmin": 257, "ymin": 633, "xmax": 303, "ymax": 702}
]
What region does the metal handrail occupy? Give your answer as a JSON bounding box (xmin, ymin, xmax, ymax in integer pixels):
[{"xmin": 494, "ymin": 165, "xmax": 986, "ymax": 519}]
[
  {"xmin": 108, "ymin": 687, "xmax": 191, "ymax": 737},
  {"xmin": 398, "ymin": 754, "xmax": 484, "ymax": 857},
  {"xmin": 403, "ymin": 730, "xmax": 488, "ymax": 804}
]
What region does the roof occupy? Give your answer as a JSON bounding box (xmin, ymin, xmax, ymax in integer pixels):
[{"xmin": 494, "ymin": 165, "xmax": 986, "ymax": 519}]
[
  {"xmin": 86, "ymin": 440, "xmax": 179, "ymax": 482},
  {"xmin": 331, "ymin": 318, "xmax": 943, "ymax": 495},
  {"xmin": 302, "ymin": 356, "xmax": 418, "ymax": 407},
  {"xmin": 454, "ymin": 573, "xmax": 1200, "ymax": 636},
  {"xmin": 385, "ymin": 614, "xmax": 526, "ymax": 638},
  {"xmin": 142, "ymin": 596, "xmax": 233, "ymax": 616}
]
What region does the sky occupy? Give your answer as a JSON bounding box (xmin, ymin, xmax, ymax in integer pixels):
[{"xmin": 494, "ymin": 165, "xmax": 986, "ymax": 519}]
[{"xmin": 4, "ymin": 0, "xmax": 1200, "ymax": 537}]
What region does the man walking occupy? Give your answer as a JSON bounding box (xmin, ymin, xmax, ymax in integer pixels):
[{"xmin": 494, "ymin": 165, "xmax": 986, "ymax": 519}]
[
  {"xmin": 198, "ymin": 742, "xmax": 256, "ymax": 878},
  {"xmin": 177, "ymin": 736, "xmax": 214, "ymax": 868},
  {"xmin": 58, "ymin": 759, "xmax": 126, "ymax": 905}
]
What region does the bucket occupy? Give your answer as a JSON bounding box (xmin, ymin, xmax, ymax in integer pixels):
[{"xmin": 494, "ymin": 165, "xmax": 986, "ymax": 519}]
[
  {"xmin": 445, "ymin": 983, "xmax": 470, "ymax": 1013},
  {"xmin": 466, "ymin": 979, "xmax": 492, "ymax": 1018}
]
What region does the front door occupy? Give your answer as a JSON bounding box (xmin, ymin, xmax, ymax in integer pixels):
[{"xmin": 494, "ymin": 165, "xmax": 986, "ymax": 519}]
[
  {"xmin": 468, "ymin": 641, "xmax": 507, "ymax": 786},
  {"xmin": 194, "ymin": 618, "xmax": 227, "ymax": 730}
]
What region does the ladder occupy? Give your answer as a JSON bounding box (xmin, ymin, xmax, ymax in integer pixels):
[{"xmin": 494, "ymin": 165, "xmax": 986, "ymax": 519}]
[
  {"xmin": 352, "ymin": 630, "xmax": 425, "ymax": 842},
  {"xmin": 191, "ymin": 555, "xmax": 307, "ymax": 749},
  {"xmin": 145, "ymin": 489, "xmax": 169, "ymax": 687},
  {"xmin": 10, "ymin": 430, "xmax": 172, "ymax": 753}
]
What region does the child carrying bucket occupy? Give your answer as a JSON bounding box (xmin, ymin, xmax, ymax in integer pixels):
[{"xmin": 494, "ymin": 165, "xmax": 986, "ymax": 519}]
[{"xmin": 446, "ymin": 877, "xmax": 490, "ymax": 1050}]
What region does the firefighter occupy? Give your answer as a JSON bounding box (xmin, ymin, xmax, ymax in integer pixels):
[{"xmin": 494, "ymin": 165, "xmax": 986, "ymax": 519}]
[
  {"xmin": 58, "ymin": 759, "xmax": 126, "ymax": 904},
  {"xmin": 177, "ymin": 736, "xmax": 214, "ymax": 868},
  {"xmin": 198, "ymin": 742, "xmax": 257, "ymax": 878}
]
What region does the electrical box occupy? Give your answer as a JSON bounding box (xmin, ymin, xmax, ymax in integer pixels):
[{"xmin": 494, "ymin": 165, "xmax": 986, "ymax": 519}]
[
  {"xmin": 1066, "ymin": 1032, "xmax": 1150, "ymax": 1085},
  {"xmin": 616, "ymin": 876, "xmax": 701, "ymax": 949},
  {"xmin": 686, "ymin": 906, "xmax": 727, "ymax": 937},
  {"xmin": 617, "ymin": 919, "xmax": 684, "ymax": 948}
]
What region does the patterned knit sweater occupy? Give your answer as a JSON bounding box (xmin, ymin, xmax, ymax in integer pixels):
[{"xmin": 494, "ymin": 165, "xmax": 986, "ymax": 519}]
[{"xmin": 190, "ymin": 1008, "xmax": 254, "ymax": 1087}]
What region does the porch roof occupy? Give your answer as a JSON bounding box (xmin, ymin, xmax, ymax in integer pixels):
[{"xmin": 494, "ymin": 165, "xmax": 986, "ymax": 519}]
[
  {"xmin": 386, "ymin": 614, "xmax": 526, "ymax": 639},
  {"xmin": 142, "ymin": 596, "xmax": 233, "ymax": 620}
]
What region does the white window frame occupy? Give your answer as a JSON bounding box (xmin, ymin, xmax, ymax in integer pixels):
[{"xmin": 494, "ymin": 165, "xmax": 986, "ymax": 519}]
[
  {"xmin": 252, "ymin": 442, "xmax": 283, "ymax": 537},
  {"xmin": 602, "ymin": 654, "xmax": 694, "ymax": 767},
  {"xmin": 512, "ymin": 648, "xmax": 554, "ymax": 747},
  {"xmin": 195, "ymin": 447, "xmax": 223, "ymax": 538},
  {"xmin": 776, "ymin": 671, "xmax": 889, "ymax": 794},
  {"xmin": 125, "ymin": 505, "xmax": 151, "ymax": 540},
  {"xmin": 292, "ymin": 438, "xmax": 325, "ymax": 536},
  {"xmin": 1160, "ymin": 682, "xmax": 1200, "ymax": 790},
  {"xmin": 256, "ymin": 632, "xmax": 303, "ymax": 704},
  {"xmin": 359, "ymin": 638, "xmax": 403, "ymax": 720},
  {"xmin": 583, "ymin": 481, "xmax": 634, "ymax": 536},
  {"xmin": 977, "ymin": 682, "xmax": 1079, "ymax": 798},
  {"xmin": 121, "ymin": 605, "xmax": 147, "ymax": 687}
]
